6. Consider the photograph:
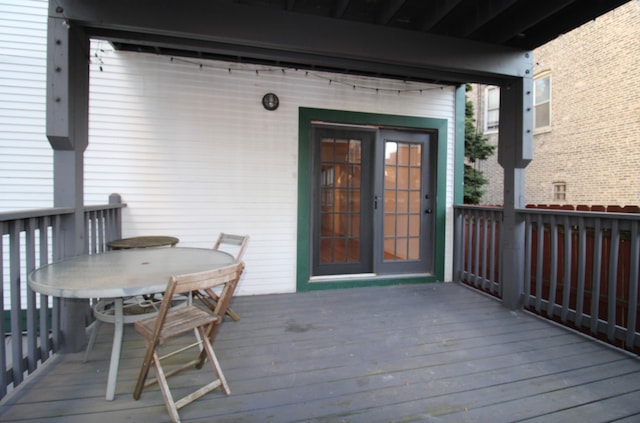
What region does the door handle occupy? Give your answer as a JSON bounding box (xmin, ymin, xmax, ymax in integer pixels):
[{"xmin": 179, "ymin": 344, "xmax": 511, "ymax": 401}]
[{"xmin": 425, "ymin": 208, "xmax": 432, "ymax": 214}]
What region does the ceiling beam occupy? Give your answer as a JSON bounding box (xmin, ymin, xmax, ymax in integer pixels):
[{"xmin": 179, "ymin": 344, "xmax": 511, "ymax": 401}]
[
  {"xmin": 508, "ymin": 0, "xmax": 629, "ymax": 49},
  {"xmin": 52, "ymin": 0, "xmax": 532, "ymax": 84},
  {"xmin": 332, "ymin": 0, "xmax": 350, "ymax": 18},
  {"xmin": 420, "ymin": 0, "xmax": 464, "ymax": 31},
  {"xmin": 455, "ymin": 0, "xmax": 519, "ymax": 38},
  {"xmin": 472, "ymin": 0, "xmax": 576, "ymax": 44},
  {"xmin": 376, "ymin": 0, "xmax": 407, "ymax": 24}
]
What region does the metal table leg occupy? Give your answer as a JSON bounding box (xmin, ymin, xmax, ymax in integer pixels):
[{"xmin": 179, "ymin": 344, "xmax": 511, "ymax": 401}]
[{"xmin": 105, "ymin": 298, "xmax": 124, "ymax": 401}]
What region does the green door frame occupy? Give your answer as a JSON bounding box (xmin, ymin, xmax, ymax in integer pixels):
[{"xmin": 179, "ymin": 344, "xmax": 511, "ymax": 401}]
[{"xmin": 297, "ymin": 107, "xmax": 449, "ymax": 291}]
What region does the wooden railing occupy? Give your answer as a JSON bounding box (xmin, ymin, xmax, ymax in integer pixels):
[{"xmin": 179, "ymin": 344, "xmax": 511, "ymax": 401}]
[
  {"xmin": 454, "ymin": 204, "xmax": 640, "ymax": 354},
  {"xmin": 0, "ymin": 195, "xmax": 125, "ymax": 400},
  {"xmin": 453, "ymin": 205, "xmax": 503, "ymax": 297}
]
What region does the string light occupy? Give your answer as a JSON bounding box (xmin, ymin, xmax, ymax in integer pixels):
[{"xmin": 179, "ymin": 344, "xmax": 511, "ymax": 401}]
[
  {"xmin": 91, "ymin": 48, "xmax": 447, "ymax": 95},
  {"xmin": 167, "ymin": 56, "xmax": 447, "ymax": 94}
]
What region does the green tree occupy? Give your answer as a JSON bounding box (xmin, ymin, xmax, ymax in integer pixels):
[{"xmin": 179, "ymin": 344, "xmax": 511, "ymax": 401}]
[{"xmin": 464, "ymin": 85, "xmax": 496, "ymax": 204}]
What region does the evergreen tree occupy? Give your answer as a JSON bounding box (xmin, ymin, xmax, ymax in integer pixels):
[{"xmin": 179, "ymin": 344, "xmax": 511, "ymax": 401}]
[{"xmin": 464, "ymin": 85, "xmax": 496, "ymax": 204}]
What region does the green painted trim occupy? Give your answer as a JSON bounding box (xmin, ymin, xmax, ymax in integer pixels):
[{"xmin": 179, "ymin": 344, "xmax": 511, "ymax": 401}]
[
  {"xmin": 454, "ymin": 84, "xmax": 466, "ymax": 205},
  {"xmin": 297, "ymin": 107, "xmax": 449, "ymax": 292},
  {"xmin": 307, "ymin": 274, "xmax": 441, "ymax": 291}
]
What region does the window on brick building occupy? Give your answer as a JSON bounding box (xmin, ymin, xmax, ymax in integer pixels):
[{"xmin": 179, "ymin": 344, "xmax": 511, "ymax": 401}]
[
  {"xmin": 553, "ymin": 182, "xmax": 566, "ymax": 201},
  {"xmin": 484, "ymin": 86, "xmax": 499, "ymax": 132},
  {"xmin": 534, "ymin": 74, "xmax": 551, "ymax": 129}
]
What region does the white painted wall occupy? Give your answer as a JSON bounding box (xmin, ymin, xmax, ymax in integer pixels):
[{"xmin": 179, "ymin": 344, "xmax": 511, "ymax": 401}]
[
  {"xmin": 0, "ymin": 0, "xmax": 52, "ymax": 210},
  {"xmin": 86, "ymin": 45, "xmax": 456, "ymax": 294},
  {"xmin": 1, "ymin": 1, "xmax": 456, "ymax": 298}
]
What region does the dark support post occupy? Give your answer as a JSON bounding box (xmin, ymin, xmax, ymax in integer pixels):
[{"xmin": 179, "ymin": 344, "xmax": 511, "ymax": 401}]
[
  {"xmin": 47, "ymin": 4, "xmax": 91, "ymax": 352},
  {"xmin": 498, "ymin": 69, "xmax": 533, "ymax": 309}
]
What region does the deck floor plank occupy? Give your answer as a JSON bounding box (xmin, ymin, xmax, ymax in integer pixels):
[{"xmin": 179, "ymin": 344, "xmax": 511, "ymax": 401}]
[{"xmin": 1, "ymin": 282, "xmax": 639, "ymax": 422}]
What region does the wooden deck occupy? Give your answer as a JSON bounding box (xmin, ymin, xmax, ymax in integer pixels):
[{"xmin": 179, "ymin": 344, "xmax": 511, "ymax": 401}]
[{"xmin": 1, "ymin": 282, "xmax": 640, "ymax": 422}]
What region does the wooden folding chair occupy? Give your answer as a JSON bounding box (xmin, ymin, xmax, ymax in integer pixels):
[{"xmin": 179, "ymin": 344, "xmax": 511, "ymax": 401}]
[
  {"xmin": 208, "ymin": 233, "xmax": 249, "ymax": 321},
  {"xmin": 133, "ymin": 262, "xmax": 244, "ymax": 423}
]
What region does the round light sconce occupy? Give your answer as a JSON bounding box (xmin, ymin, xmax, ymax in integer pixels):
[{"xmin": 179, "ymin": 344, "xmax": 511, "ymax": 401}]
[{"xmin": 262, "ymin": 93, "xmax": 279, "ymax": 111}]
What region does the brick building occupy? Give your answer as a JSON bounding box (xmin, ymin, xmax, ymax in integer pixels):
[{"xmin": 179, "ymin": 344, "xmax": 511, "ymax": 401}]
[
  {"xmin": 466, "ymin": 84, "xmax": 502, "ymax": 205},
  {"xmin": 470, "ymin": 1, "xmax": 640, "ymax": 206}
]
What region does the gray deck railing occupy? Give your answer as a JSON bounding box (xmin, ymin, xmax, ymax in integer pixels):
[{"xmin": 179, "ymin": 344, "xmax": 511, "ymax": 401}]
[
  {"xmin": 454, "ymin": 204, "xmax": 640, "ymax": 353},
  {"xmin": 453, "ymin": 205, "xmax": 503, "ymax": 297},
  {"xmin": 0, "ymin": 195, "xmax": 125, "ymax": 400}
]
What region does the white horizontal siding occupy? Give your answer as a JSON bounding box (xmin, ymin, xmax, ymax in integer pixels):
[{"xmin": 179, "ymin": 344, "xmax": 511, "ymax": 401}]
[
  {"xmin": 1, "ymin": 1, "xmax": 456, "ymax": 297},
  {"xmin": 86, "ymin": 46, "xmax": 456, "ymax": 294},
  {"xmin": 0, "ymin": 0, "xmax": 51, "ymax": 210}
]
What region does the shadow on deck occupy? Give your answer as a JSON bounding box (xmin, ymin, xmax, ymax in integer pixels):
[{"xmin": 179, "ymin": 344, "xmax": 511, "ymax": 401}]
[{"xmin": 1, "ymin": 282, "xmax": 639, "ymax": 422}]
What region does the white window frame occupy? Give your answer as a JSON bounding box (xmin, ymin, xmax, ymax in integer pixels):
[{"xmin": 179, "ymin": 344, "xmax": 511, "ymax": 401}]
[
  {"xmin": 553, "ymin": 181, "xmax": 566, "ymax": 202},
  {"xmin": 534, "ymin": 73, "xmax": 552, "ymax": 131},
  {"xmin": 484, "ymin": 85, "xmax": 500, "ymax": 133}
]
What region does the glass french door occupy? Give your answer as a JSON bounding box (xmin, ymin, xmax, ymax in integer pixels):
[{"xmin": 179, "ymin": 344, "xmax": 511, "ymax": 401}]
[
  {"xmin": 376, "ymin": 130, "xmax": 433, "ymax": 274},
  {"xmin": 312, "ymin": 127, "xmax": 374, "ymax": 275},
  {"xmin": 312, "ymin": 126, "xmax": 434, "ymax": 277}
]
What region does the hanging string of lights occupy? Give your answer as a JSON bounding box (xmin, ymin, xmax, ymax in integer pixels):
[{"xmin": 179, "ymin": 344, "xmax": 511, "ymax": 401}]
[
  {"xmin": 166, "ymin": 56, "xmax": 446, "ymax": 95},
  {"xmin": 90, "ymin": 42, "xmax": 447, "ymax": 95}
]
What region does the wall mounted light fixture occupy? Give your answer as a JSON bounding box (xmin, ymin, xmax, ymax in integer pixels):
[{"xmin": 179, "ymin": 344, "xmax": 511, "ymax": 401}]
[{"xmin": 262, "ymin": 93, "xmax": 279, "ymax": 111}]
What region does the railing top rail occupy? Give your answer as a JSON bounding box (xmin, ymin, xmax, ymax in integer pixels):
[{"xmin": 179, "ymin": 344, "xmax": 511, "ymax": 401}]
[
  {"xmin": 453, "ymin": 204, "xmax": 504, "ymax": 212},
  {"xmin": 519, "ymin": 207, "xmax": 640, "ymax": 221},
  {"xmin": 84, "ymin": 203, "xmax": 127, "ymax": 212},
  {"xmin": 0, "ymin": 203, "xmax": 127, "ymax": 223},
  {"xmin": 0, "ymin": 207, "xmax": 75, "ymax": 222},
  {"xmin": 454, "ymin": 204, "xmax": 640, "ymax": 221}
]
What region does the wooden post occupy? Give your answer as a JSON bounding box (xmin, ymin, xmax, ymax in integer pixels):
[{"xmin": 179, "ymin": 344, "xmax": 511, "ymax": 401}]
[
  {"xmin": 498, "ymin": 72, "xmax": 533, "ymax": 309},
  {"xmin": 109, "ymin": 193, "xmax": 124, "ymax": 241},
  {"xmin": 47, "ymin": 5, "xmax": 90, "ymax": 352}
]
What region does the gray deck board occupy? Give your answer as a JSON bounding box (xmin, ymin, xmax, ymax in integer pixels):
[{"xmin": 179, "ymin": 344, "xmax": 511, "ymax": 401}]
[{"xmin": 1, "ymin": 282, "xmax": 639, "ymax": 422}]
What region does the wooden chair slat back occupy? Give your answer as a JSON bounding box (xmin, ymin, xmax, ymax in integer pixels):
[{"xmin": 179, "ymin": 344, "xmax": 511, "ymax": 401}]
[
  {"xmin": 172, "ymin": 262, "xmax": 244, "ymax": 295},
  {"xmin": 213, "ymin": 233, "xmax": 249, "ymax": 263},
  {"xmin": 148, "ymin": 262, "xmax": 244, "ymax": 347}
]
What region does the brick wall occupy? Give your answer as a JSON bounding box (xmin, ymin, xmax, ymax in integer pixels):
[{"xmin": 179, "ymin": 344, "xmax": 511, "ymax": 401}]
[
  {"xmin": 471, "ymin": 2, "xmax": 640, "ymax": 207},
  {"xmin": 526, "ymin": 1, "xmax": 640, "ymax": 206}
]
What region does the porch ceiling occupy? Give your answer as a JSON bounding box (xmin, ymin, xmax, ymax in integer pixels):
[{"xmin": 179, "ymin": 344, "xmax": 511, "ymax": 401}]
[
  {"xmin": 222, "ymin": 0, "xmax": 628, "ymax": 51},
  {"xmin": 52, "ymin": 0, "xmax": 630, "ymax": 85}
]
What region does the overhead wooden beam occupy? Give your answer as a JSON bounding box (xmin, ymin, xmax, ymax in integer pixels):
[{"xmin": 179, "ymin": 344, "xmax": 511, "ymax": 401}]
[
  {"xmin": 455, "ymin": 0, "xmax": 519, "ymax": 38},
  {"xmin": 471, "ymin": 0, "xmax": 575, "ymax": 44},
  {"xmin": 506, "ymin": 0, "xmax": 629, "ymax": 49},
  {"xmin": 420, "ymin": 0, "xmax": 463, "ymax": 31},
  {"xmin": 376, "ymin": 0, "xmax": 406, "ymax": 24},
  {"xmin": 332, "ymin": 0, "xmax": 350, "ymax": 18},
  {"xmin": 53, "ymin": 0, "xmax": 532, "ymax": 84}
]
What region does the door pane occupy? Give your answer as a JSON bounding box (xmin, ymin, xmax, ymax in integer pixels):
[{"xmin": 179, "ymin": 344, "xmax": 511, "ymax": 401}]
[
  {"xmin": 397, "ymin": 191, "xmax": 409, "ymax": 212},
  {"xmin": 319, "ymin": 138, "xmax": 362, "ymax": 265}
]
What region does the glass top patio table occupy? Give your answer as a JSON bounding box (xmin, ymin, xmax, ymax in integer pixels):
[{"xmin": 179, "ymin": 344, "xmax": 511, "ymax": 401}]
[{"xmin": 28, "ymin": 247, "xmax": 236, "ymax": 400}]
